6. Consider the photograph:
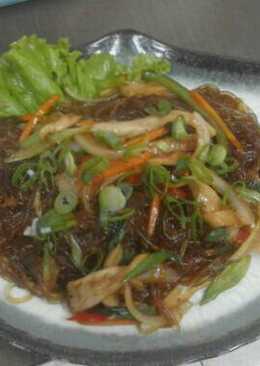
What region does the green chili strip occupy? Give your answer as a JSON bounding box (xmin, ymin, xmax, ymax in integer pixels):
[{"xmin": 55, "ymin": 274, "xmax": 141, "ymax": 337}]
[
  {"xmin": 201, "ymin": 256, "xmax": 251, "ymax": 305},
  {"xmin": 124, "ymin": 251, "xmax": 172, "ymax": 282},
  {"xmin": 143, "ymin": 73, "xmax": 208, "ymax": 119},
  {"xmin": 235, "ymin": 186, "xmax": 260, "ymax": 204},
  {"xmin": 143, "ymin": 73, "xmax": 228, "ymax": 146}
]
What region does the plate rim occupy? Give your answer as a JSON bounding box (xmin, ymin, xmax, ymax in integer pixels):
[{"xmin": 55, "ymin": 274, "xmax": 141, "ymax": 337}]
[{"xmin": 1, "ymin": 28, "xmax": 260, "ymax": 366}]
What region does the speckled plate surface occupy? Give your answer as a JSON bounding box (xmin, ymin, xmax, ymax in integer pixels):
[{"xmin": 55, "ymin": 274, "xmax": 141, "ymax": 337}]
[{"xmin": 0, "ymin": 30, "xmax": 260, "ymax": 366}]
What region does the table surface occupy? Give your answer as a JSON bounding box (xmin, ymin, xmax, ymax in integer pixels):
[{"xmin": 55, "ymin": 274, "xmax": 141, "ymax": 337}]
[{"xmin": 0, "ymin": 0, "xmax": 260, "ymax": 365}]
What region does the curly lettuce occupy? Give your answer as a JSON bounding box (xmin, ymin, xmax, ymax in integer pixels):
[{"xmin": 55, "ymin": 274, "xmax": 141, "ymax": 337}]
[{"xmin": 0, "ymin": 35, "xmax": 171, "ymax": 118}]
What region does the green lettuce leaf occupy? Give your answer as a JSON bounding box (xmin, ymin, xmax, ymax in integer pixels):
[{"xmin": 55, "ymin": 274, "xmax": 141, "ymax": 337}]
[
  {"xmin": 128, "ymin": 54, "xmax": 171, "ymax": 81},
  {"xmin": 0, "ymin": 35, "xmax": 171, "ymax": 118}
]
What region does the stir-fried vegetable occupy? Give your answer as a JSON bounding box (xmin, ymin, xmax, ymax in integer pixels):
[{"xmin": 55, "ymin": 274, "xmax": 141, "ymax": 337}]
[
  {"xmin": 37, "ymin": 209, "xmax": 77, "ymax": 235},
  {"xmin": 235, "ymin": 185, "xmax": 260, "ymax": 204},
  {"xmin": 99, "ymin": 185, "xmax": 127, "ymax": 213},
  {"xmin": 201, "ymin": 256, "xmax": 251, "ymax": 304},
  {"xmin": 171, "ymin": 116, "xmax": 188, "ymax": 140},
  {"xmin": 54, "ymin": 191, "xmax": 78, "ymax": 214},
  {"xmin": 143, "ymin": 163, "xmax": 171, "ymax": 196},
  {"xmin": 94, "ymin": 130, "xmax": 123, "ymax": 150},
  {"xmin": 191, "ymin": 91, "xmax": 242, "ymax": 150},
  {"xmin": 19, "ymin": 95, "xmax": 60, "ymax": 141},
  {"xmin": 91, "ymin": 152, "xmax": 151, "ymax": 188},
  {"xmin": 124, "ymin": 251, "xmax": 173, "ymax": 282},
  {"xmin": 207, "ymin": 144, "xmax": 227, "ymax": 167},
  {"xmin": 81, "ymin": 156, "xmax": 109, "ymax": 183}
]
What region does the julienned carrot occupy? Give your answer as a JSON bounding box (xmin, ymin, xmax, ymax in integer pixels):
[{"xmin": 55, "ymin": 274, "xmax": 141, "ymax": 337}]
[
  {"xmin": 20, "ymin": 113, "xmax": 34, "ymax": 122},
  {"xmin": 92, "ymin": 152, "xmax": 151, "ymax": 187},
  {"xmin": 190, "ymin": 91, "xmax": 242, "ymax": 150},
  {"xmin": 124, "ymin": 127, "xmax": 168, "ymax": 147},
  {"xmin": 19, "ymin": 95, "xmax": 60, "ymax": 142},
  {"xmin": 147, "ymin": 194, "xmax": 161, "ymax": 237}
]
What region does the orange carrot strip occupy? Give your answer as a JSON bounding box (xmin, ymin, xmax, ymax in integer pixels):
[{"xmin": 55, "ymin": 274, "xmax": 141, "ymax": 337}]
[
  {"xmin": 92, "ymin": 152, "xmax": 151, "ymax": 188},
  {"xmin": 19, "ymin": 95, "xmax": 60, "ymax": 142},
  {"xmin": 147, "ymin": 194, "xmax": 161, "ymax": 237},
  {"xmin": 124, "ymin": 127, "xmax": 168, "ymax": 147},
  {"xmin": 190, "ymin": 91, "xmax": 242, "ymax": 150},
  {"xmin": 20, "ymin": 113, "xmax": 34, "ymax": 122}
]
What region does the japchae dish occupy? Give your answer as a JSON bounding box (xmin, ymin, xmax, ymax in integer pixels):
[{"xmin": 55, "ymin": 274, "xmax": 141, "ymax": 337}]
[{"xmin": 0, "ymin": 36, "xmax": 259, "ymax": 333}]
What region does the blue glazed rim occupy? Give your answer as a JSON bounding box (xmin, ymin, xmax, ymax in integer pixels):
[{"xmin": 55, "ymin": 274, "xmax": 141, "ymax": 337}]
[{"xmin": 0, "ymin": 0, "xmax": 29, "ymax": 7}]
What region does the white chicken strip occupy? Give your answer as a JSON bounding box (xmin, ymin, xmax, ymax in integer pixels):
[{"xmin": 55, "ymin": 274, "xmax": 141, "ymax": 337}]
[{"xmin": 67, "ymin": 266, "xmax": 127, "ymax": 313}]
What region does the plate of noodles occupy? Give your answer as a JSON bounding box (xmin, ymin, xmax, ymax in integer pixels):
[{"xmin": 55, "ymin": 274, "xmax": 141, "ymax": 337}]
[{"xmin": 0, "ymin": 30, "xmax": 259, "ymax": 365}]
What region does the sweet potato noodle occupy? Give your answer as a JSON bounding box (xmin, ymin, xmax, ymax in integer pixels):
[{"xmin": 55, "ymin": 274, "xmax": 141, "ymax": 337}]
[{"xmin": 0, "ymin": 38, "xmax": 259, "ymax": 333}]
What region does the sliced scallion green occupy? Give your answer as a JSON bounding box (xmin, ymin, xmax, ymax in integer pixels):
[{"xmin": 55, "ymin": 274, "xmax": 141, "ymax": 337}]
[
  {"xmin": 94, "ymin": 130, "xmax": 122, "ymax": 150},
  {"xmin": 54, "ymin": 191, "xmax": 78, "ymax": 214},
  {"xmin": 37, "ymin": 209, "xmax": 77, "ymax": 235},
  {"xmin": 171, "ymin": 115, "xmax": 188, "ymax": 140},
  {"xmin": 207, "ymin": 144, "xmax": 227, "ymax": 167},
  {"xmin": 124, "ymin": 251, "xmax": 173, "ymax": 282},
  {"xmin": 143, "ymin": 163, "xmax": 171, "ymax": 196},
  {"xmin": 197, "ymin": 144, "xmax": 210, "ymax": 162},
  {"xmin": 235, "ymin": 186, "xmax": 260, "ymax": 204},
  {"xmin": 11, "ymin": 162, "xmax": 37, "ymax": 191},
  {"xmin": 189, "ymin": 159, "xmax": 213, "ymax": 184},
  {"xmin": 99, "ymin": 185, "xmax": 126, "ymax": 213},
  {"xmin": 145, "ymin": 99, "xmax": 172, "ymax": 117},
  {"xmin": 81, "ymin": 156, "xmax": 109, "ymax": 183},
  {"xmin": 63, "ymin": 150, "xmax": 77, "ymax": 176}
]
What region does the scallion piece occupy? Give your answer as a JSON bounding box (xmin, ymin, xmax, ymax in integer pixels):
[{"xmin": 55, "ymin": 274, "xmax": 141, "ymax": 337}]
[
  {"xmin": 54, "ymin": 191, "xmax": 78, "ymax": 214},
  {"xmin": 37, "ymin": 209, "xmax": 77, "ymax": 235},
  {"xmin": 123, "ymin": 143, "xmax": 147, "ymax": 158},
  {"xmin": 64, "ymin": 150, "xmax": 77, "ymax": 176},
  {"xmin": 145, "ymin": 99, "xmax": 172, "ymax": 116},
  {"xmin": 11, "ymin": 162, "xmax": 37, "ymax": 191},
  {"xmin": 99, "ymin": 185, "xmax": 127, "ymax": 213},
  {"xmin": 143, "ymin": 73, "xmax": 208, "ymax": 119},
  {"xmin": 81, "ymin": 156, "xmax": 109, "ymax": 183},
  {"xmin": 143, "ymin": 163, "xmax": 171, "ymax": 196},
  {"xmin": 235, "ymin": 186, "xmax": 260, "ymax": 204},
  {"xmin": 171, "ymin": 115, "xmax": 188, "ymax": 140},
  {"xmin": 189, "ymin": 159, "xmax": 213, "ymax": 184},
  {"xmin": 94, "ymin": 130, "xmax": 122, "ymax": 150},
  {"xmin": 207, "ymin": 144, "xmax": 227, "ymax": 167},
  {"xmin": 124, "ymin": 251, "xmax": 173, "ymax": 282},
  {"xmin": 197, "ymin": 144, "xmax": 210, "ymax": 162},
  {"xmin": 207, "ymin": 228, "xmax": 229, "ymax": 242}
]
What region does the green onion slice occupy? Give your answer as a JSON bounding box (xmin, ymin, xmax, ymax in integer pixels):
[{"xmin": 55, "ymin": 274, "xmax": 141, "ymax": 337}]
[
  {"xmin": 207, "ymin": 144, "xmax": 227, "ymax": 167},
  {"xmin": 54, "ymin": 191, "xmax": 78, "ymax": 214},
  {"xmin": 94, "ymin": 130, "xmax": 122, "ymax": 150},
  {"xmin": 81, "ymin": 156, "xmax": 109, "ymax": 183},
  {"xmin": 99, "ymin": 185, "xmax": 127, "ymax": 213},
  {"xmin": 171, "ymin": 115, "xmax": 188, "ymax": 140}
]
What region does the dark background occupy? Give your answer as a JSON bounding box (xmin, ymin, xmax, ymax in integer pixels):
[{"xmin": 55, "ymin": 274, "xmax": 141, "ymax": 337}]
[{"xmin": 0, "ymin": 0, "xmax": 259, "ymax": 365}]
